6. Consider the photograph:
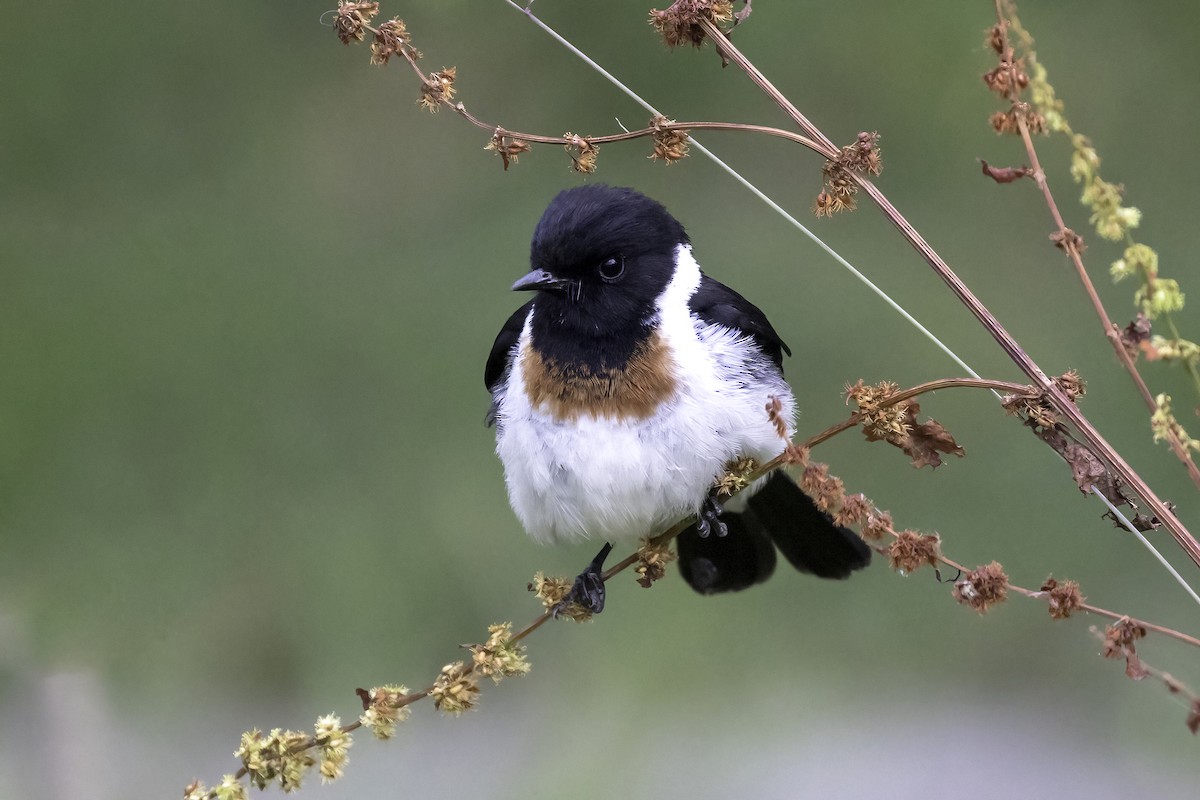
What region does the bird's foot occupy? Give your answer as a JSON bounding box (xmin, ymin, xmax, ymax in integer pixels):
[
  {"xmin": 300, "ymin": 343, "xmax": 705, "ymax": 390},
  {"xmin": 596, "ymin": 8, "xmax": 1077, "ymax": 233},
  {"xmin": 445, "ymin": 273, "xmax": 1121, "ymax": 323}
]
[
  {"xmin": 695, "ymin": 495, "xmax": 728, "ymax": 539},
  {"xmin": 554, "ymin": 542, "xmax": 613, "ymax": 617}
]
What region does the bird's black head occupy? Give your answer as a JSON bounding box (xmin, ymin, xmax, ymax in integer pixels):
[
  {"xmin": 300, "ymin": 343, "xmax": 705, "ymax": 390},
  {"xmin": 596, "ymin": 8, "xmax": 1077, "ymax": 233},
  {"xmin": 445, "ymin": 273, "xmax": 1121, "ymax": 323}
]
[{"xmin": 514, "ymin": 185, "xmax": 689, "ymax": 336}]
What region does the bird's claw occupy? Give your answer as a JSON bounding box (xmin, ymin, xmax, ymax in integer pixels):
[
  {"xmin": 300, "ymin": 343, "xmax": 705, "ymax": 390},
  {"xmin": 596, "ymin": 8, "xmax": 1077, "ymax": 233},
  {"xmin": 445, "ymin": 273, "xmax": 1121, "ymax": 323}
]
[
  {"xmin": 695, "ymin": 495, "xmax": 728, "ymax": 539},
  {"xmin": 553, "ymin": 542, "xmax": 612, "ymax": 616}
]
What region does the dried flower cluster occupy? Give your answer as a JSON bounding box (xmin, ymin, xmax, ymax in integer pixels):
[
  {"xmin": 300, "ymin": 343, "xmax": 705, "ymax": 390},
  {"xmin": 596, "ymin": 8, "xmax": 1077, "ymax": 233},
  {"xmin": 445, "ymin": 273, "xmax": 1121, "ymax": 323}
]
[
  {"xmin": 1101, "ymin": 617, "xmax": 1149, "ymax": 679},
  {"xmin": 833, "ymin": 492, "xmax": 873, "ymax": 528},
  {"xmin": 714, "ymin": 456, "xmax": 758, "ymax": 497},
  {"xmin": 981, "ymin": 54, "xmax": 1029, "ymax": 97},
  {"xmin": 485, "ymin": 131, "xmax": 532, "ymax": 171},
  {"xmin": 528, "ymin": 571, "xmax": 592, "ymax": 621},
  {"xmin": 649, "ymin": 0, "xmax": 734, "ymax": 49},
  {"xmin": 982, "ymin": 32, "xmax": 1045, "ymax": 134},
  {"xmin": 860, "ymin": 508, "xmax": 894, "ymax": 542},
  {"xmin": 357, "ymin": 684, "xmax": 412, "ymax": 740},
  {"xmin": 999, "ymin": 372, "xmax": 1083, "ymax": 430},
  {"xmin": 845, "ymin": 379, "xmax": 964, "ymax": 469},
  {"xmin": 429, "ymin": 661, "xmax": 481, "ymax": 715},
  {"xmin": 952, "ymin": 561, "xmax": 1010, "ymax": 614},
  {"xmin": 634, "ymin": 537, "xmax": 678, "ymax": 588},
  {"xmin": 988, "ymin": 106, "xmax": 1045, "ymax": 136},
  {"xmin": 650, "ymin": 115, "xmax": 690, "ymax": 164},
  {"xmin": 563, "ymin": 133, "xmax": 599, "ymax": 173},
  {"xmin": 235, "ymin": 727, "xmax": 318, "ymax": 792},
  {"xmin": 1040, "ymin": 576, "xmax": 1085, "ymax": 620},
  {"xmin": 418, "ymin": 67, "xmax": 457, "ymax": 112},
  {"xmin": 1120, "ymin": 313, "xmax": 1153, "ymax": 358},
  {"xmin": 888, "ymin": 530, "xmax": 942, "ymax": 574},
  {"xmin": 184, "ymin": 776, "xmax": 247, "ymax": 800},
  {"xmin": 813, "ymin": 132, "xmax": 881, "ymax": 216},
  {"xmin": 370, "ymin": 17, "xmax": 412, "ymax": 65},
  {"xmin": 764, "ymin": 395, "xmax": 807, "ymax": 463},
  {"xmin": 1049, "ymin": 227, "xmax": 1085, "ymax": 255},
  {"xmin": 799, "ymin": 462, "xmax": 845, "ymax": 514},
  {"xmin": 334, "ymin": 1, "xmax": 379, "ymax": 44},
  {"xmin": 470, "ymin": 622, "xmax": 532, "ymax": 683},
  {"xmin": 313, "ymin": 715, "xmax": 352, "ymax": 782}
]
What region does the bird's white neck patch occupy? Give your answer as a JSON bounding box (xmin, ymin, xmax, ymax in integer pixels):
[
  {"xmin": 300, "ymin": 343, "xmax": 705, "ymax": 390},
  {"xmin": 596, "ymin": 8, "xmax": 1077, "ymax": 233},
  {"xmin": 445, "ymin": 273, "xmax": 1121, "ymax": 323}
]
[{"xmin": 656, "ymin": 243, "xmax": 702, "ymax": 315}]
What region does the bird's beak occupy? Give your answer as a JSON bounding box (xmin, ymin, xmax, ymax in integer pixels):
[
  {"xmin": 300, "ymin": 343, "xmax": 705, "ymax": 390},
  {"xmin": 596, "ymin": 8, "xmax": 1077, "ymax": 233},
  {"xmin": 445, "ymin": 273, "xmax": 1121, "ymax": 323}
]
[{"xmin": 511, "ymin": 268, "xmax": 571, "ymax": 293}]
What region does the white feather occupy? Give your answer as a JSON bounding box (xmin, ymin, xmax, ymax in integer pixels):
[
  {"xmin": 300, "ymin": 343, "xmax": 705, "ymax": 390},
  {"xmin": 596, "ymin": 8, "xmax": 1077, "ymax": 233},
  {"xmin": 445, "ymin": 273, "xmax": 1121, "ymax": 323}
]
[{"xmin": 495, "ymin": 244, "xmax": 795, "ymax": 545}]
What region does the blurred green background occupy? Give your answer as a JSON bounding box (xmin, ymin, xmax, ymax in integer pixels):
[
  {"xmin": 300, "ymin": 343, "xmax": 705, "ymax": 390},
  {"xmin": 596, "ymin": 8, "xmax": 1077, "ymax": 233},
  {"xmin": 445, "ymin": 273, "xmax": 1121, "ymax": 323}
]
[{"xmin": 3, "ymin": 1, "xmax": 1199, "ymax": 797}]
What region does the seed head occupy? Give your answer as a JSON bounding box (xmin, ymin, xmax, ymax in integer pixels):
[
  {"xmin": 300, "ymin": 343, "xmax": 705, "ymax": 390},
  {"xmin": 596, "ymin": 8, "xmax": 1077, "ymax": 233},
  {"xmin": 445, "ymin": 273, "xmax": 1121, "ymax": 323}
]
[
  {"xmin": 370, "ymin": 17, "xmax": 411, "ymax": 66},
  {"xmin": 1040, "ymin": 576, "xmax": 1085, "ymax": 620},
  {"xmin": 357, "ymin": 685, "xmax": 412, "ymax": 740},
  {"xmin": 333, "ymin": 1, "xmax": 379, "ymax": 44},
  {"xmin": 861, "ymin": 508, "xmax": 894, "ymax": 542},
  {"xmin": 888, "ymin": 531, "xmax": 941, "ymax": 574},
  {"xmin": 470, "ymin": 622, "xmax": 532, "ymax": 683},
  {"xmin": 649, "ymin": 1, "xmax": 734, "ymax": 49},
  {"xmin": 429, "ymin": 661, "xmax": 481, "ymax": 715},
  {"xmin": 485, "ymin": 132, "xmax": 531, "ymax": 171},
  {"xmin": 634, "ymin": 537, "xmax": 678, "ymax": 588},
  {"xmin": 952, "ymin": 561, "xmax": 1009, "ymax": 614},
  {"xmin": 418, "ymin": 67, "xmax": 456, "ymax": 112},
  {"xmin": 314, "ymin": 715, "xmax": 352, "ymax": 783},
  {"xmin": 563, "ymin": 133, "xmax": 599, "ymax": 173},
  {"xmin": 834, "ymin": 493, "xmax": 873, "ymax": 527},
  {"xmin": 650, "ymin": 115, "xmax": 690, "ymax": 164}
]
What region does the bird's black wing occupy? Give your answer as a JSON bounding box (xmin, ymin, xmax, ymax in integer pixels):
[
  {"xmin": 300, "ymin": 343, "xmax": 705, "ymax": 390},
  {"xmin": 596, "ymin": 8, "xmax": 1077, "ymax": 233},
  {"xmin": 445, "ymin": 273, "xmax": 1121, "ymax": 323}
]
[
  {"xmin": 484, "ymin": 300, "xmax": 534, "ymax": 427},
  {"xmin": 688, "ymin": 274, "xmax": 791, "ymax": 371}
]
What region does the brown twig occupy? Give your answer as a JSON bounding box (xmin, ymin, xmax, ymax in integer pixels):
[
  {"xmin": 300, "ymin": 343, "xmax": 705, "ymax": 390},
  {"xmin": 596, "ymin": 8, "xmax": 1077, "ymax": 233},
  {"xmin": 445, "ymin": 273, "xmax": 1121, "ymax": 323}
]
[{"xmin": 374, "ymin": 21, "xmax": 827, "ymax": 158}]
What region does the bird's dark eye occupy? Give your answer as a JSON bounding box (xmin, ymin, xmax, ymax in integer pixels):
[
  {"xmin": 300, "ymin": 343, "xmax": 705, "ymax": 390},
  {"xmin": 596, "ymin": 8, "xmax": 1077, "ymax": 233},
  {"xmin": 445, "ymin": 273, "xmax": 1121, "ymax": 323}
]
[{"xmin": 598, "ymin": 255, "xmax": 625, "ymax": 282}]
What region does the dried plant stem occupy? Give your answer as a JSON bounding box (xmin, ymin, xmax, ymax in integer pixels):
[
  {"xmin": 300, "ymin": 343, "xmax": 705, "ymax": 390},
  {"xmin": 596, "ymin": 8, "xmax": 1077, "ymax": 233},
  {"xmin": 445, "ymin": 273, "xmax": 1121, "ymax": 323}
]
[
  {"xmin": 761, "ymin": 377, "xmax": 1033, "ymax": 463},
  {"xmin": 373, "ymin": 21, "xmax": 826, "ymax": 156},
  {"xmin": 933, "ymin": 549, "xmax": 1200, "ymax": 649},
  {"xmin": 696, "ymin": 16, "xmax": 1200, "ymax": 571},
  {"xmin": 990, "ymin": 1, "xmax": 1200, "ymax": 491},
  {"xmin": 203, "ymin": 373, "xmax": 1200, "ymax": 794}
]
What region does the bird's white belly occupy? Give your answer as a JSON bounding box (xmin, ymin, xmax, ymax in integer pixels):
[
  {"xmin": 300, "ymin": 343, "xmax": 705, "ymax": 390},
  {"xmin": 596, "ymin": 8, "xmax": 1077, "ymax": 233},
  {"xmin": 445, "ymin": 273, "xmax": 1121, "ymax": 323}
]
[{"xmin": 496, "ymin": 369, "xmax": 792, "ymax": 545}]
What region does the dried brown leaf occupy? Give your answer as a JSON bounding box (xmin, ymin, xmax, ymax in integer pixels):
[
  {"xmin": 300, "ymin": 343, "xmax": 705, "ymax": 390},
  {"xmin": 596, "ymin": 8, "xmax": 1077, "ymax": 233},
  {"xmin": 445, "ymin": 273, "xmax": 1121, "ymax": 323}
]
[
  {"xmin": 905, "ymin": 412, "xmax": 966, "ymax": 469},
  {"xmin": 979, "ymin": 159, "xmax": 1032, "ymax": 183}
]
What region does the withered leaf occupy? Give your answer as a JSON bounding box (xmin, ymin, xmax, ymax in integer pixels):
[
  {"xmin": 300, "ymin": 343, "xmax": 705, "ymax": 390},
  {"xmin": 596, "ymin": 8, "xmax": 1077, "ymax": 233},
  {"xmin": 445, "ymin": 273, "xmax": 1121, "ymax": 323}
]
[
  {"xmin": 862, "ymin": 402, "xmax": 965, "ymax": 469},
  {"xmin": 1125, "ymin": 652, "xmax": 1150, "ymax": 681},
  {"xmin": 1120, "ymin": 313, "xmax": 1151, "ymax": 358},
  {"xmin": 904, "ymin": 405, "xmax": 965, "ymax": 469},
  {"xmin": 1187, "ymin": 700, "xmax": 1200, "ymax": 735},
  {"xmin": 979, "ymin": 159, "xmax": 1032, "ymax": 184},
  {"xmin": 1063, "ymin": 442, "xmax": 1106, "ymax": 494}
]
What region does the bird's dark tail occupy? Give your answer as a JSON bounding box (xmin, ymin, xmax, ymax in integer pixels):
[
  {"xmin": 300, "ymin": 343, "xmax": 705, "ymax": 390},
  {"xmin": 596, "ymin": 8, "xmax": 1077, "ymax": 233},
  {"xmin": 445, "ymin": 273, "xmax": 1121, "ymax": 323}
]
[
  {"xmin": 678, "ymin": 512, "xmax": 777, "ymax": 594},
  {"xmin": 677, "ymin": 471, "xmax": 871, "ymax": 594}
]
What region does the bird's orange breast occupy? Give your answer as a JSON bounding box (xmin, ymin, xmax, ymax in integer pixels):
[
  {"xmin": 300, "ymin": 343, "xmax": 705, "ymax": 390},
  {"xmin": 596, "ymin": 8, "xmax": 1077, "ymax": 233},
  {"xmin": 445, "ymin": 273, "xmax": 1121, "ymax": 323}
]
[{"xmin": 520, "ymin": 333, "xmax": 678, "ymax": 421}]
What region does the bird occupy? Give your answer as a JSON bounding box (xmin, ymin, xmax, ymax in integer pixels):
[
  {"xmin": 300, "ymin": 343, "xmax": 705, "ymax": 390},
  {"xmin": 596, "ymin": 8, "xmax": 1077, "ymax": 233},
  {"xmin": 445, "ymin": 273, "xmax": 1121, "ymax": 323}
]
[{"xmin": 485, "ymin": 184, "xmax": 870, "ymax": 612}]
